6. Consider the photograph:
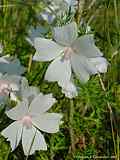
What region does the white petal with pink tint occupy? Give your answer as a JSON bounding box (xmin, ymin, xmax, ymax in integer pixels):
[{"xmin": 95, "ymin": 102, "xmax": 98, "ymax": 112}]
[
  {"xmin": 1, "ymin": 121, "xmax": 22, "ymax": 151},
  {"xmin": 45, "ymin": 56, "xmax": 71, "ymax": 84},
  {"xmin": 22, "ymin": 126, "xmax": 47, "ymax": 156},
  {"xmin": 29, "ymin": 93, "xmax": 56, "ymax": 115},
  {"xmin": 6, "ymin": 99, "xmax": 29, "ymax": 120},
  {"xmin": 33, "ymin": 38, "xmax": 64, "ymax": 61}
]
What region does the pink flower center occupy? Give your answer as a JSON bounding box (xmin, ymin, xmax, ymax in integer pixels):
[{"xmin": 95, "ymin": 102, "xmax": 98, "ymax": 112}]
[
  {"xmin": 63, "ymin": 47, "xmax": 73, "ymax": 60},
  {"xmin": 21, "ymin": 115, "xmax": 32, "ymax": 129},
  {"xmin": 0, "ymin": 80, "xmax": 10, "ymax": 96}
]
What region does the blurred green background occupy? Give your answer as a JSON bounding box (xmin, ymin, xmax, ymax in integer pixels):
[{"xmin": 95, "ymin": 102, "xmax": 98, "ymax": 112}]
[{"xmin": 0, "ymin": 0, "xmax": 120, "ymax": 159}]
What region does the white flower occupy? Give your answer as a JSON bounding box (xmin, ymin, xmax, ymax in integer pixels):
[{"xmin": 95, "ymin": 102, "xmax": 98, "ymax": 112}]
[
  {"xmin": 1, "ymin": 94, "xmax": 62, "ymax": 156},
  {"xmin": 33, "ymin": 22, "xmax": 108, "ymax": 86}
]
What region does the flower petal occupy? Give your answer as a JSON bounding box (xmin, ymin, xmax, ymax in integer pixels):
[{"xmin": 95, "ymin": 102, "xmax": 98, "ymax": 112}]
[
  {"xmin": 21, "ymin": 86, "xmax": 40, "ymax": 104},
  {"xmin": 33, "ymin": 38, "xmax": 63, "ymax": 61},
  {"xmin": 22, "ymin": 126, "xmax": 47, "ymax": 156},
  {"xmin": 71, "ymin": 34, "xmax": 103, "ymax": 57},
  {"xmin": 26, "ymin": 26, "xmax": 47, "ymax": 46},
  {"xmin": 53, "ymin": 22, "xmax": 78, "ymax": 46},
  {"xmin": 29, "ymin": 93, "xmax": 56, "ymax": 115},
  {"xmin": 0, "ymin": 58, "xmax": 25, "ymax": 75},
  {"xmin": 6, "ymin": 99, "xmax": 29, "ymax": 120},
  {"xmin": 1, "ymin": 121, "xmax": 22, "ymax": 151},
  {"xmin": 45, "ymin": 56, "xmax": 71, "ymax": 84},
  {"xmin": 71, "ymin": 54, "xmax": 90, "ymax": 83},
  {"xmin": 32, "ymin": 113, "xmax": 62, "ymax": 133},
  {"xmin": 20, "ymin": 77, "xmax": 29, "ymax": 90},
  {"xmin": 1, "ymin": 74, "xmax": 22, "ymax": 89},
  {"xmin": 88, "ymin": 57, "xmax": 108, "ymax": 73},
  {"xmin": 0, "ymin": 57, "xmax": 9, "ymax": 63},
  {"xmin": 59, "ymin": 80, "xmax": 78, "ymax": 99}
]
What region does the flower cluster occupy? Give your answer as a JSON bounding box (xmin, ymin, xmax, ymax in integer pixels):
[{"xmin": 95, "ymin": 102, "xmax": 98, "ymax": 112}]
[
  {"xmin": 0, "ymin": 43, "xmax": 62, "ymax": 156},
  {"xmin": 0, "ymin": 3, "xmax": 108, "ymax": 157}
]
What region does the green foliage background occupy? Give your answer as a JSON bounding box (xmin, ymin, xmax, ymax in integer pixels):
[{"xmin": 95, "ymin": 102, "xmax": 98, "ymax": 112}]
[{"xmin": 0, "ymin": 0, "xmax": 120, "ymax": 159}]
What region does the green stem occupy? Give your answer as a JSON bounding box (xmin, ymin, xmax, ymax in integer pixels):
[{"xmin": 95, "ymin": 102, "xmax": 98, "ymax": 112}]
[
  {"xmin": 25, "ymin": 129, "xmax": 37, "ymax": 160},
  {"xmin": 98, "ymin": 73, "xmax": 117, "ymax": 158},
  {"xmin": 3, "ymin": 0, "xmax": 10, "ymax": 46},
  {"xmin": 88, "ymin": 0, "xmax": 96, "ymax": 9},
  {"xmin": 114, "ymin": 0, "xmax": 119, "ymax": 31},
  {"xmin": 117, "ymin": 133, "xmax": 119, "ymax": 160},
  {"xmin": 75, "ymin": 0, "xmax": 85, "ymax": 25},
  {"xmin": 5, "ymin": 146, "xmax": 11, "ymax": 160},
  {"xmin": 69, "ymin": 99, "xmax": 75, "ymax": 153},
  {"xmin": 27, "ymin": 54, "xmax": 33, "ymax": 73}
]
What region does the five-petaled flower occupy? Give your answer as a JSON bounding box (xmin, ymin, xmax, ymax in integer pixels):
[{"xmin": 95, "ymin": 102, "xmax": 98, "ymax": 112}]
[
  {"xmin": 1, "ymin": 93, "xmax": 62, "ymax": 156},
  {"xmin": 33, "ymin": 22, "xmax": 108, "ymax": 98}
]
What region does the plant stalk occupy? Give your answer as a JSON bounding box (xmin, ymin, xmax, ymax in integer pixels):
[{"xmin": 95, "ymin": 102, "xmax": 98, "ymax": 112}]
[
  {"xmin": 28, "ymin": 54, "xmax": 33, "ymax": 73},
  {"xmin": 75, "ymin": 0, "xmax": 85, "ymax": 25},
  {"xmin": 69, "ymin": 99, "xmax": 75, "ymax": 153},
  {"xmin": 98, "ymin": 73, "xmax": 117, "ymax": 159}
]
